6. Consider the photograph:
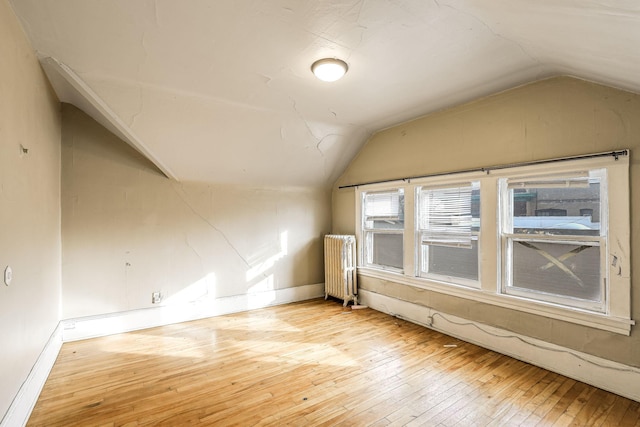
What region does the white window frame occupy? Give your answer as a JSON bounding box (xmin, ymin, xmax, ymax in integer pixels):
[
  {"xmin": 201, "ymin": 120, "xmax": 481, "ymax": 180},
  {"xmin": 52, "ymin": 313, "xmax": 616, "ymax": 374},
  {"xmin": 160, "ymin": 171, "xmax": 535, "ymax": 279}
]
[
  {"xmin": 416, "ymin": 181, "xmax": 481, "ymax": 288},
  {"xmin": 360, "ymin": 188, "xmax": 405, "ymax": 272},
  {"xmin": 355, "ymin": 153, "xmax": 633, "ymax": 335},
  {"xmin": 499, "ymin": 169, "xmax": 607, "ymax": 312}
]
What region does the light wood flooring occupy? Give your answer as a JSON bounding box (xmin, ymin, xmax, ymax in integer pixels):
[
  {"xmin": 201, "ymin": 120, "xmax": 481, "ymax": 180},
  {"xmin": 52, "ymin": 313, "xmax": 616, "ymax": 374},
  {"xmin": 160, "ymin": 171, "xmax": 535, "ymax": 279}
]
[{"xmin": 28, "ymin": 298, "xmax": 640, "ymax": 426}]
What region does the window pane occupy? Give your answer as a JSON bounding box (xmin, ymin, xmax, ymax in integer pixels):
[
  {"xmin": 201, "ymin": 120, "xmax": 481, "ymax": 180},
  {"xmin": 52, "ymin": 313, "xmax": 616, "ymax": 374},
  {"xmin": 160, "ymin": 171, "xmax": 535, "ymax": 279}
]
[
  {"xmin": 364, "ymin": 190, "xmax": 404, "ymax": 219},
  {"xmin": 510, "ymin": 178, "xmax": 601, "ymax": 237},
  {"xmin": 417, "ymin": 182, "xmax": 480, "ymax": 283},
  {"xmin": 423, "ymin": 240, "xmax": 478, "ymax": 280},
  {"xmin": 509, "ymin": 240, "xmax": 601, "ymax": 303},
  {"xmin": 368, "ymin": 232, "xmax": 403, "ymax": 269},
  {"xmin": 418, "ymin": 183, "xmax": 479, "ymax": 247},
  {"xmin": 363, "ymin": 189, "xmax": 404, "ymax": 270}
]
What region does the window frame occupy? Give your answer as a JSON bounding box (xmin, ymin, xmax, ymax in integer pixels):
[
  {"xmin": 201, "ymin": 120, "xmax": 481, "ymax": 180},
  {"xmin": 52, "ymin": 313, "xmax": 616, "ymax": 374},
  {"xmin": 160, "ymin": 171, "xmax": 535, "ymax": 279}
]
[
  {"xmin": 360, "ymin": 188, "xmax": 405, "ymax": 273},
  {"xmin": 415, "ymin": 181, "xmax": 481, "ymax": 288},
  {"xmin": 355, "ymin": 154, "xmax": 633, "ymax": 335},
  {"xmin": 498, "ymin": 169, "xmax": 608, "ymax": 312}
]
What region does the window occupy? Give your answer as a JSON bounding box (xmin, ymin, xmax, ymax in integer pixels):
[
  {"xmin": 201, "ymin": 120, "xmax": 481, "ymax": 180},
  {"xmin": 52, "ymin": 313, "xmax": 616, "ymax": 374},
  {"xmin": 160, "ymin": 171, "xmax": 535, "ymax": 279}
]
[
  {"xmin": 362, "ymin": 189, "xmax": 404, "ymax": 271},
  {"xmin": 417, "ymin": 182, "xmax": 480, "ymax": 284},
  {"xmin": 355, "ymin": 152, "xmax": 631, "ymax": 334},
  {"xmin": 499, "ymin": 171, "xmax": 606, "ymax": 311}
]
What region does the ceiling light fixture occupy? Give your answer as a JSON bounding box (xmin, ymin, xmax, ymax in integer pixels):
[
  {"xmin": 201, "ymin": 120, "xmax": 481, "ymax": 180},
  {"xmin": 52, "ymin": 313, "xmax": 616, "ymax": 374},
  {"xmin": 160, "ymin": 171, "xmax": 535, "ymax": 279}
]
[{"xmin": 311, "ymin": 58, "xmax": 348, "ymax": 82}]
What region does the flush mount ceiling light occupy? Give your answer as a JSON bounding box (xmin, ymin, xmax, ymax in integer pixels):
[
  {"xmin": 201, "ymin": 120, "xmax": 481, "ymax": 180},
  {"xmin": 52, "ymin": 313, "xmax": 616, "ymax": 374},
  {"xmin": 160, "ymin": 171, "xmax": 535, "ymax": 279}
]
[{"xmin": 311, "ymin": 58, "xmax": 348, "ymax": 82}]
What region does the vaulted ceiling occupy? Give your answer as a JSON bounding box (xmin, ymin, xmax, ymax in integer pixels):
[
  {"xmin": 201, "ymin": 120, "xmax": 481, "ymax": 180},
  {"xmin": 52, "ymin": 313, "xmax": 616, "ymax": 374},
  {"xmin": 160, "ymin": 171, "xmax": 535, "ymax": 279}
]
[{"xmin": 9, "ymin": 0, "xmax": 640, "ymax": 187}]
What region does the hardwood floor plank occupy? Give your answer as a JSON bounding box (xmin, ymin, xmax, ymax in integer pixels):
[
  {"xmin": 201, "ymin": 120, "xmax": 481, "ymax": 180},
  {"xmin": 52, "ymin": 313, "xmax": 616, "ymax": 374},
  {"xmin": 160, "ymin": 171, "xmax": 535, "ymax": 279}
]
[
  {"xmin": 27, "ymin": 298, "xmax": 639, "ymax": 427},
  {"xmin": 617, "ymin": 401, "xmax": 640, "ymax": 426},
  {"xmin": 599, "ymin": 396, "xmax": 633, "ymax": 426}
]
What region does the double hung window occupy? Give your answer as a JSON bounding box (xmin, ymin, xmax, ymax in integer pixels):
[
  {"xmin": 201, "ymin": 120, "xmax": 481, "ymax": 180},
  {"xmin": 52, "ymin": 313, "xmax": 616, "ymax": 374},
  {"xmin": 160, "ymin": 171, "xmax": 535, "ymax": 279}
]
[
  {"xmin": 499, "ymin": 170, "xmax": 606, "ymax": 311},
  {"xmin": 361, "ymin": 189, "xmax": 404, "ymax": 271},
  {"xmin": 417, "ymin": 182, "xmax": 480, "ymax": 284}
]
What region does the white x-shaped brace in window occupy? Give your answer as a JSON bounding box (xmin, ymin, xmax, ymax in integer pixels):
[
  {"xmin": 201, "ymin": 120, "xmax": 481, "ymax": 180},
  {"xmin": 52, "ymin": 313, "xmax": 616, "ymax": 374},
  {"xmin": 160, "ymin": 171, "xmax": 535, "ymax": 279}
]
[{"xmin": 516, "ymin": 241, "xmax": 591, "ymax": 287}]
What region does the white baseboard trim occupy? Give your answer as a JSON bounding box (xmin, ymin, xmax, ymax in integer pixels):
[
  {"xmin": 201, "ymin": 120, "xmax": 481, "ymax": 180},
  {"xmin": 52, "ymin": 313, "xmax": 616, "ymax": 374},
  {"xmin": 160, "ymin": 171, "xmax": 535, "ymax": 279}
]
[
  {"xmin": 2, "ymin": 284, "xmax": 325, "ymax": 426},
  {"xmin": 1, "ymin": 324, "xmax": 64, "ymax": 427},
  {"xmin": 359, "ymin": 289, "xmax": 640, "ymax": 402},
  {"xmin": 62, "ymin": 283, "xmax": 325, "ymax": 341}
]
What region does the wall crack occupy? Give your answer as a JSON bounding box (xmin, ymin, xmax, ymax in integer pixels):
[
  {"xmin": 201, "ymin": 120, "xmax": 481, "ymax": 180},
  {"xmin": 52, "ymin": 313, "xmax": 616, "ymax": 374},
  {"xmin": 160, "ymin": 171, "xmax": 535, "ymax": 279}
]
[
  {"xmin": 441, "ymin": 1, "xmax": 543, "ymax": 68},
  {"xmin": 171, "ymin": 183, "xmax": 251, "ymax": 267}
]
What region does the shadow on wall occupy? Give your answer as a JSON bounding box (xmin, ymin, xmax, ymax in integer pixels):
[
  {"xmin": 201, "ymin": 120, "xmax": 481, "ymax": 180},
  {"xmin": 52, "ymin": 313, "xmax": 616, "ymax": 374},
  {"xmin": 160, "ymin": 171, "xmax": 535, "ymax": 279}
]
[
  {"xmin": 161, "ymin": 230, "xmax": 289, "ymax": 310},
  {"xmin": 61, "ymin": 104, "xmax": 329, "ymax": 319}
]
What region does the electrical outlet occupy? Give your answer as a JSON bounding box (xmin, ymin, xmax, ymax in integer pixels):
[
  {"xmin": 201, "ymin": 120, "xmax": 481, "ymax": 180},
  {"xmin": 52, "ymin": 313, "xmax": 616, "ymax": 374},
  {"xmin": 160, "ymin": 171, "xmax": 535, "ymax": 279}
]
[
  {"xmin": 152, "ymin": 291, "xmax": 162, "ymax": 304},
  {"xmin": 63, "ymin": 321, "xmax": 76, "ymax": 330}
]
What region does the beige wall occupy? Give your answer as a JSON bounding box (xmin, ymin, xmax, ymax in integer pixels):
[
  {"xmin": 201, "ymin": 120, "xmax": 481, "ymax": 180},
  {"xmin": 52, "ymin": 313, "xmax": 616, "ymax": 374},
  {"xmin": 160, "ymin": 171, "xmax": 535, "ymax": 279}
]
[
  {"xmin": 62, "ymin": 104, "xmax": 330, "ymax": 319},
  {"xmin": 0, "ymin": 0, "xmax": 62, "ymax": 418},
  {"xmin": 333, "ymin": 76, "xmax": 640, "ymax": 367}
]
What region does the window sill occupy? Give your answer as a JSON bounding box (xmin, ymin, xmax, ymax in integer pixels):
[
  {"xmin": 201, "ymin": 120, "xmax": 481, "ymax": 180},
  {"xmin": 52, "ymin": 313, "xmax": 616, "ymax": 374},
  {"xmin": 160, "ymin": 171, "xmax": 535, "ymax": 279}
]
[{"xmin": 357, "ymin": 267, "xmax": 634, "ymax": 335}]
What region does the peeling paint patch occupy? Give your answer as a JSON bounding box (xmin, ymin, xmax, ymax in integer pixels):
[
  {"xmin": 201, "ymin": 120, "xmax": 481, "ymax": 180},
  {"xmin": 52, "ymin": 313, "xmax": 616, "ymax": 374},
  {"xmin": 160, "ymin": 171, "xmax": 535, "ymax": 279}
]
[{"xmin": 611, "ymin": 254, "xmax": 622, "ymax": 276}]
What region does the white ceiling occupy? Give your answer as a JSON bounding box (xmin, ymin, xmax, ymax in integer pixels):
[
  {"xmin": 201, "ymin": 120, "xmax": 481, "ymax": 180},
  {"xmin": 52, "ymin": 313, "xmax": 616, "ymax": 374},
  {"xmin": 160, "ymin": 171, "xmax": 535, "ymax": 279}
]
[{"xmin": 9, "ymin": 0, "xmax": 640, "ymax": 187}]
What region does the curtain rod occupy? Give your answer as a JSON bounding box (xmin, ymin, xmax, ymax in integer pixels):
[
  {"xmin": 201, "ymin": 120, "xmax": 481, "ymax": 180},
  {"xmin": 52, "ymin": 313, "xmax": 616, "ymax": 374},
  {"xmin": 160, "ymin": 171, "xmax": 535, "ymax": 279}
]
[{"xmin": 338, "ymin": 149, "xmax": 629, "ymax": 190}]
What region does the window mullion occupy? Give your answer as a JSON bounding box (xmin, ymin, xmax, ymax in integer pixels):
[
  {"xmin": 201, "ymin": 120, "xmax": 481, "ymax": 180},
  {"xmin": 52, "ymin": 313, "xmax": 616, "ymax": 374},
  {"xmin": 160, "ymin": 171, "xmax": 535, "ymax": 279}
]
[
  {"xmin": 479, "ymin": 175, "xmax": 497, "ymax": 293},
  {"xmin": 403, "ymin": 186, "xmax": 415, "ymax": 277}
]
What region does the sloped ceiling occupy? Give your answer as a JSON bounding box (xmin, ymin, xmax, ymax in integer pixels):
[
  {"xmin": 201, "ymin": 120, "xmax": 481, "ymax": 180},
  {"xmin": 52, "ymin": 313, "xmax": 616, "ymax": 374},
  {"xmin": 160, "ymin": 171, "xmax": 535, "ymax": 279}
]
[{"xmin": 9, "ymin": 0, "xmax": 640, "ymax": 187}]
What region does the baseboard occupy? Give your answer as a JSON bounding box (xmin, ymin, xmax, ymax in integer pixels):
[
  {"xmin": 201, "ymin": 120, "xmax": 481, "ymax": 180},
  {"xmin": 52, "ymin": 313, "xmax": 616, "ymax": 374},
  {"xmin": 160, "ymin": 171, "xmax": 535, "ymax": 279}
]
[
  {"xmin": 2, "ymin": 284, "xmax": 325, "ymax": 426},
  {"xmin": 62, "ymin": 283, "xmax": 325, "ymax": 341},
  {"xmin": 1, "ymin": 324, "xmax": 63, "ymax": 427},
  {"xmin": 359, "ymin": 289, "xmax": 640, "ymax": 402}
]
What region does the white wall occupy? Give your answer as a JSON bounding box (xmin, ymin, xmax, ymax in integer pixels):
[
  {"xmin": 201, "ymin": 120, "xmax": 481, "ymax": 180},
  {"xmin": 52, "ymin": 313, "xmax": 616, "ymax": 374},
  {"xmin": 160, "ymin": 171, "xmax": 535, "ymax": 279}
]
[
  {"xmin": 0, "ymin": 0, "xmax": 62, "ymax": 419},
  {"xmin": 62, "ymin": 104, "xmax": 331, "ymax": 319}
]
